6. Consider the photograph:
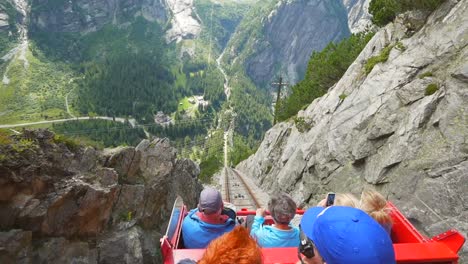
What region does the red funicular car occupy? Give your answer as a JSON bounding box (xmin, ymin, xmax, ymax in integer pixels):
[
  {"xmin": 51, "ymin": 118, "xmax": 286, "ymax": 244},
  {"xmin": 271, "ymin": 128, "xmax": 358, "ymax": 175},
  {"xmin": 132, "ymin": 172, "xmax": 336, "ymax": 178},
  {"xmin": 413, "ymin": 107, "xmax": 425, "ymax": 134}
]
[{"xmin": 161, "ymin": 197, "xmax": 465, "ymax": 264}]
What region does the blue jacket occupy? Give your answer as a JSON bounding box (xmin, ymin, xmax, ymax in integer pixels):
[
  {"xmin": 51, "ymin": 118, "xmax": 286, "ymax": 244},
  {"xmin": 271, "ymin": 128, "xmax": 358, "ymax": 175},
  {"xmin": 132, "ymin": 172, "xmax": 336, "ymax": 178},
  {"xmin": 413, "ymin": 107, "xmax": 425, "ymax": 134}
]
[
  {"xmin": 181, "ymin": 209, "xmax": 235, "ymax": 249},
  {"xmin": 250, "ymin": 215, "xmax": 300, "ymax": 248}
]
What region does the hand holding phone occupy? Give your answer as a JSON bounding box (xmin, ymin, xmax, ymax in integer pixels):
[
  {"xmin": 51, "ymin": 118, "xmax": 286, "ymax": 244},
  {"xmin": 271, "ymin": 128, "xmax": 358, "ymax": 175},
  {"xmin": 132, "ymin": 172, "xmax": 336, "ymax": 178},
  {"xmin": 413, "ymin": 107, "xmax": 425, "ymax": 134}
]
[{"xmin": 326, "ymin": 192, "xmax": 335, "ymax": 207}]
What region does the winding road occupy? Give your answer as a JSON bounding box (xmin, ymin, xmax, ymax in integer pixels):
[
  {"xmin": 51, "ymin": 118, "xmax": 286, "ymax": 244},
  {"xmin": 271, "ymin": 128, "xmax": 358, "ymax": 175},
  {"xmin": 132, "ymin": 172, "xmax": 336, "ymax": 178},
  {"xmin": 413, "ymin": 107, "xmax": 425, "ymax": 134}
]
[{"xmin": 0, "ymin": 116, "xmax": 135, "ymax": 129}]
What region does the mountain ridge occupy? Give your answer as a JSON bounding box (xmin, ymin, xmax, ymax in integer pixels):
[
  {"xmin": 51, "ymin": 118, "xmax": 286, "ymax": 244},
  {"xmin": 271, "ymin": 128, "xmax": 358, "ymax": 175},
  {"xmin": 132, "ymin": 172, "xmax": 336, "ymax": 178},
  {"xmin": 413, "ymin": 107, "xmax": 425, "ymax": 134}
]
[{"xmin": 223, "ymin": 0, "xmax": 351, "ymax": 87}]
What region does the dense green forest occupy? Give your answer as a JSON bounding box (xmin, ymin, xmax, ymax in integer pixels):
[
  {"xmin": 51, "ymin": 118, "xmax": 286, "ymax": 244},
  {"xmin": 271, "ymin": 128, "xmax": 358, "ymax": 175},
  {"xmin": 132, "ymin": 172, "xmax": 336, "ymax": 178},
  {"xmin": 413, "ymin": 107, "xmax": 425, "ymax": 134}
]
[
  {"xmin": 148, "ymin": 112, "xmax": 214, "ymax": 140},
  {"xmin": 77, "ymin": 52, "xmax": 176, "ymax": 122},
  {"xmin": 183, "ymin": 64, "xmax": 225, "ymax": 109},
  {"xmin": 229, "ymin": 133, "xmax": 257, "ymax": 166},
  {"xmin": 275, "ymin": 32, "xmax": 374, "ymax": 122},
  {"xmin": 230, "ymin": 82, "xmax": 273, "ymax": 139},
  {"xmin": 41, "ymin": 17, "xmax": 181, "ymax": 121},
  {"xmin": 52, "ymin": 119, "xmax": 146, "ymax": 148},
  {"xmin": 197, "ymin": 130, "xmax": 224, "ymax": 183}
]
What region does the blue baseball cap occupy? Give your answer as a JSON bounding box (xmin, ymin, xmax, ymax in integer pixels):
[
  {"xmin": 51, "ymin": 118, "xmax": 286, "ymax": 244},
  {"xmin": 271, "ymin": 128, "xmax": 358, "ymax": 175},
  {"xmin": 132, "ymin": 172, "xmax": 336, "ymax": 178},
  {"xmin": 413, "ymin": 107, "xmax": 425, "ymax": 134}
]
[{"xmin": 300, "ymin": 206, "xmax": 395, "ymax": 264}]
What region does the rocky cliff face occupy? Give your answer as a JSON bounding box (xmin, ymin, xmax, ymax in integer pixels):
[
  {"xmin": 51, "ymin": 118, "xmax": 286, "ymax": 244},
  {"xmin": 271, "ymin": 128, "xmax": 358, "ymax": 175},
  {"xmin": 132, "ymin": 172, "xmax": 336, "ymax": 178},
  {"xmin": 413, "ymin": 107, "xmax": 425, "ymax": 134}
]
[
  {"xmin": 30, "ymin": 0, "xmax": 167, "ymax": 33},
  {"xmin": 0, "ymin": 0, "xmax": 21, "ymax": 41},
  {"xmin": 0, "ymin": 11, "xmax": 9, "ymax": 32},
  {"xmin": 29, "ymin": 0, "xmax": 201, "ymax": 42},
  {"xmin": 0, "ymin": 130, "xmax": 202, "ymax": 263},
  {"xmin": 238, "ymin": 0, "xmax": 468, "ymax": 260},
  {"xmin": 342, "ymin": 0, "xmax": 372, "ymax": 33},
  {"xmin": 225, "ymin": 0, "xmax": 350, "ymax": 87}
]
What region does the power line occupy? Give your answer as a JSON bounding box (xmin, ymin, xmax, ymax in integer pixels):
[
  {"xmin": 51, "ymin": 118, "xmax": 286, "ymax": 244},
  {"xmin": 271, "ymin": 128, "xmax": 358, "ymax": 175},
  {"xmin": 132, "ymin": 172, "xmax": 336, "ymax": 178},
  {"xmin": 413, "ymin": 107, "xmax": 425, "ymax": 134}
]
[{"xmin": 272, "ymin": 76, "xmax": 289, "ymax": 125}]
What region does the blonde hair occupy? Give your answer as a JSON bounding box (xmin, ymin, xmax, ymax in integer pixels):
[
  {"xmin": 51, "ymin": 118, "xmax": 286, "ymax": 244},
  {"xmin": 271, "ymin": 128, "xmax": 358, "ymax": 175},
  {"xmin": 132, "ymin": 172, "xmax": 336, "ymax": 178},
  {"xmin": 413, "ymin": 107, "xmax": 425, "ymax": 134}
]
[
  {"xmin": 198, "ymin": 226, "xmax": 263, "ymax": 264},
  {"xmin": 359, "ymin": 190, "xmax": 392, "ymax": 225},
  {"xmin": 335, "ymin": 193, "xmax": 359, "ymax": 207}
]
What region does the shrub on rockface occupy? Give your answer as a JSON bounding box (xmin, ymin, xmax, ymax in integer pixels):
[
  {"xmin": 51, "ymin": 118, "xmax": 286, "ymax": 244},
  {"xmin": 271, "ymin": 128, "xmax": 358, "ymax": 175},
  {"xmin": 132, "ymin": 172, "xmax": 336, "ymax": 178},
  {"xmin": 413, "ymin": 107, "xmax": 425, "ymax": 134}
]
[
  {"xmin": 419, "ymin": 72, "xmax": 434, "ymax": 79},
  {"xmin": 0, "ymin": 130, "xmax": 12, "ymax": 145},
  {"xmin": 276, "ymin": 32, "xmax": 374, "ymax": 122},
  {"xmin": 425, "ymin": 83, "xmax": 439, "ymax": 96},
  {"xmin": 369, "ymin": 0, "xmax": 447, "ymax": 27},
  {"xmin": 364, "ymin": 45, "xmax": 393, "ymax": 74},
  {"xmin": 369, "ymin": 0, "xmax": 400, "ymax": 27}
]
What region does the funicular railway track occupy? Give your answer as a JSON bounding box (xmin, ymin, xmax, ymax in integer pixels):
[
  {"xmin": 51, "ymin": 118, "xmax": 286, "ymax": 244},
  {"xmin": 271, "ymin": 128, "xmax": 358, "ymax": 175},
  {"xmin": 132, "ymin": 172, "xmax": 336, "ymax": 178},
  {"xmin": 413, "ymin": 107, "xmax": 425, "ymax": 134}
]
[{"xmin": 223, "ymin": 167, "xmax": 262, "ymax": 210}]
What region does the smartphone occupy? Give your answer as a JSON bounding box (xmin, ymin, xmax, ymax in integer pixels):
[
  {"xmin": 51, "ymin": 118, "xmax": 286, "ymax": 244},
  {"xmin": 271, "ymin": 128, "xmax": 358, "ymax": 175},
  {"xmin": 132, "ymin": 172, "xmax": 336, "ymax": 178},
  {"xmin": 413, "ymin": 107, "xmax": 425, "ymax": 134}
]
[{"xmin": 326, "ymin": 192, "xmax": 335, "ymax": 207}]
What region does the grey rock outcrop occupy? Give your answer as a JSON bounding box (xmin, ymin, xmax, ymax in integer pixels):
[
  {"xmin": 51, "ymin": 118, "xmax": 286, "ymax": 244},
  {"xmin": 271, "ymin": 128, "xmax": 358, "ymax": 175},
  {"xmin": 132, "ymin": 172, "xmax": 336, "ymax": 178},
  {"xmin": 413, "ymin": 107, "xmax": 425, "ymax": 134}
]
[
  {"xmin": 0, "ymin": 230, "xmax": 32, "ymax": 264},
  {"xmin": 0, "ymin": 130, "xmax": 203, "ymax": 263},
  {"xmin": 0, "ymin": 0, "xmax": 14, "ymax": 32},
  {"xmin": 238, "ymin": 0, "xmax": 468, "ymax": 260},
  {"xmin": 98, "ymin": 227, "xmax": 148, "ymax": 264},
  {"xmin": 0, "ymin": 12, "xmax": 9, "ymax": 31},
  {"xmin": 165, "ymin": 0, "xmax": 201, "ymax": 43},
  {"xmin": 34, "ymin": 237, "xmax": 97, "ymax": 264},
  {"xmin": 342, "ymin": 0, "xmax": 372, "ymax": 33}
]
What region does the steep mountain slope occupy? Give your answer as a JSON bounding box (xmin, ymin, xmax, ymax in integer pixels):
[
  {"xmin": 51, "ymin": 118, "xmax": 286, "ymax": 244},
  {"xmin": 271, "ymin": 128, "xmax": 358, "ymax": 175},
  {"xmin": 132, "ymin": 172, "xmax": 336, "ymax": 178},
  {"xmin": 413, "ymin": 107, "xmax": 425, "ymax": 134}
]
[
  {"xmin": 238, "ymin": 0, "xmax": 468, "ymax": 260},
  {"xmin": 223, "ymin": 0, "xmax": 350, "ymax": 87},
  {"xmin": 29, "ymin": 0, "xmax": 167, "ymax": 33}
]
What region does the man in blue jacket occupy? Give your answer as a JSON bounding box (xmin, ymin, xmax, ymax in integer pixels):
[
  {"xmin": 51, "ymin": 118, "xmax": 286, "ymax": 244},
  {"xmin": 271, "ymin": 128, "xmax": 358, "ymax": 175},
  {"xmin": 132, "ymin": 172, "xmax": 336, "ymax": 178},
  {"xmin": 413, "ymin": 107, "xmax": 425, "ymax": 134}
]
[{"xmin": 181, "ymin": 188, "xmax": 235, "ymax": 248}]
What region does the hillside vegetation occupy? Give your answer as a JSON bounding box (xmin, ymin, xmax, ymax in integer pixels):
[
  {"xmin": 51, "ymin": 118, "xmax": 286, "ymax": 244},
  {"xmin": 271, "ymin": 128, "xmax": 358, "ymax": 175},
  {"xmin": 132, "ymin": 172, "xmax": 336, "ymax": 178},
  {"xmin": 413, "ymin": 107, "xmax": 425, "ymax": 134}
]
[
  {"xmin": 0, "ymin": 47, "xmax": 75, "ymax": 124},
  {"xmin": 276, "ymin": 32, "xmax": 374, "ymax": 122},
  {"xmin": 52, "ymin": 119, "xmax": 146, "ymax": 148}
]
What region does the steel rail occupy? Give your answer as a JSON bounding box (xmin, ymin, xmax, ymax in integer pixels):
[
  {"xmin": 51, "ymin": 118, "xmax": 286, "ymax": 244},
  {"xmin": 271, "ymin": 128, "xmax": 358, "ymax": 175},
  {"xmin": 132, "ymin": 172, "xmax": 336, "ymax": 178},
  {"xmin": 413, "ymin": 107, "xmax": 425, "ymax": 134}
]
[
  {"xmin": 224, "ymin": 167, "xmax": 231, "ymax": 203},
  {"xmin": 231, "ymin": 168, "xmax": 262, "ymax": 209}
]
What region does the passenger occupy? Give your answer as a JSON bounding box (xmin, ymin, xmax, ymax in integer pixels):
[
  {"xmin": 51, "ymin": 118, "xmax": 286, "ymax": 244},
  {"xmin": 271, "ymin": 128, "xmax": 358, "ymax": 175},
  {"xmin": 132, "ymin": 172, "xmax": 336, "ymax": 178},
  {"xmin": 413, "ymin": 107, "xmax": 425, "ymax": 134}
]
[
  {"xmin": 336, "ymin": 193, "xmax": 360, "ymax": 207},
  {"xmin": 317, "ymin": 192, "xmax": 359, "ymax": 207},
  {"xmin": 181, "ymin": 188, "xmax": 235, "ymax": 248},
  {"xmin": 298, "ymin": 206, "xmax": 395, "ymax": 264},
  {"xmin": 359, "ymin": 189, "xmax": 393, "ymax": 234},
  {"xmin": 198, "ymin": 226, "xmax": 263, "ymax": 264},
  {"xmin": 250, "ymin": 193, "xmax": 300, "ymax": 248}
]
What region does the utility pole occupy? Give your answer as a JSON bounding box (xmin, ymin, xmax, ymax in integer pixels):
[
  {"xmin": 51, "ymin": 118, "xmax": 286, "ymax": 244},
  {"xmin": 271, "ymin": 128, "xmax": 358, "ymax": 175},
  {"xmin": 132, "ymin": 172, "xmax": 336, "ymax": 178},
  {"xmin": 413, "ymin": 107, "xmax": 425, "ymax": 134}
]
[{"xmin": 272, "ymin": 76, "xmax": 288, "ymax": 125}]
